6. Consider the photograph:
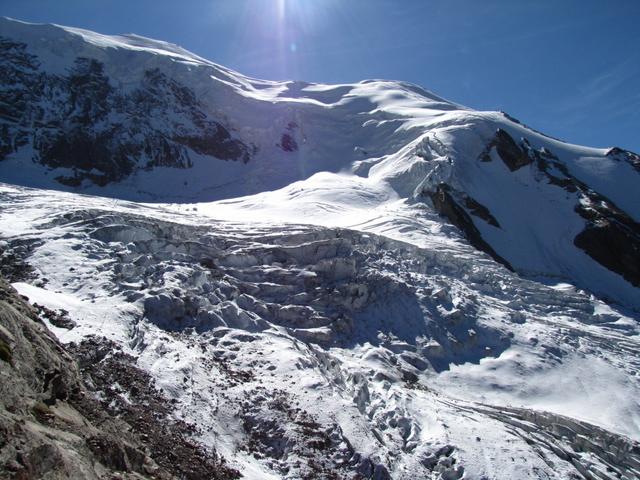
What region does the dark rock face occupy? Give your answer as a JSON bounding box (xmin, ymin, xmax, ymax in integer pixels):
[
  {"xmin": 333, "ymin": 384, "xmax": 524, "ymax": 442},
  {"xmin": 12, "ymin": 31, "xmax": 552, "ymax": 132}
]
[
  {"xmin": 574, "ymin": 222, "xmax": 640, "ymax": 288},
  {"xmin": 0, "ymin": 38, "xmax": 253, "ymax": 187},
  {"xmin": 280, "ymin": 132, "xmax": 298, "ymax": 152},
  {"xmin": 0, "ymin": 38, "xmax": 41, "ymax": 161},
  {"xmin": 522, "ymin": 140, "xmax": 579, "ymax": 193},
  {"xmin": 523, "ymin": 141, "xmax": 640, "ymax": 287},
  {"xmin": 484, "ymin": 135, "xmax": 640, "ymax": 288},
  {"xmin": 573, "ymin": 194, "xmax": 640, "ymax": 288},
  {"xmin": 480, "ymin": 129, "xmax": 532, "ymax": 171},
  {"xmin": 428, "ymin": 184, "xmax": 512, "ymax": 270},
  {"xmin": 463, "ymin": 196, "xmax": 501, "ymax": 228},
  {"xmin": 70, "ymin": 337, "xmax": 241, "ymax": 480},
  {"xmin": 278, "ymin": 121, "xmax": 300, "ymax": 152}
]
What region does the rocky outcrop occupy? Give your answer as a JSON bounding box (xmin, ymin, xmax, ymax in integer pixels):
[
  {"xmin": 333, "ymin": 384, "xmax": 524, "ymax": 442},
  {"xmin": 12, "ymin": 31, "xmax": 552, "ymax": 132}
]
[
  {"xmin": 428, "ymin": 183, "xmax": 512, "ymax": 270},
  {"xmin": 0, "ymin": 38, "xmax": 40, "ymax": 161},
  {"xmin": 574, "ymin": 197, "xmax": 640, "ymax": 288},
  {"xmin": 278, "ymin": 121, "xmax": 300, "ymax": 152},
  {"xmin": 477, "ymin": 132, "xmax": 640, "ymax": 289},
  {"xmin": 522, "ymin": 141, "xmax": 640, "ymax": 287},
  {"xmin": 480, "ymin": 128, "xmax": 532, "ymax": 171},
  {"xmin": 463, "ymin": 196, "xmax": 500, "ymax": 228},
  {"xmin": 606, "ymin": 146, "xmax": 640, "ymax": 174},
  {"xmin": 0, "ymin": 276, "xmax": 238, "ymax": 479},
  {"xmin": 0, "ymin": 38, "xmax": 253, "ymax": 188}
]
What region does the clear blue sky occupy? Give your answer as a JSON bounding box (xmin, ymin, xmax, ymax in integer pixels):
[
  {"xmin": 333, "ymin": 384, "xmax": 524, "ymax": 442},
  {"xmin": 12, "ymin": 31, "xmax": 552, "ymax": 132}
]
[{"xmin": 1, "ymin": 0, "xmax": 639, "ymax": 152}]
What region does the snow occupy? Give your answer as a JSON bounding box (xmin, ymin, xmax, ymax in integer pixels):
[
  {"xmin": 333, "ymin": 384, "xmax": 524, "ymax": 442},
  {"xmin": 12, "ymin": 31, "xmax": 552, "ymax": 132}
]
[
  {"xmin": 566, "ymin": 154, "xmax": 640, "ymax": 220},
  {"xmin": 2, "ymin": 183, "xmax": 639, "ymax": 479},
  {"xmin": 1, "ymin": 17, "xmax": 639, "ymax": 479},
  {"xmin": 197, "ymin": 172, "xmax": 400, "ymax": 227}
]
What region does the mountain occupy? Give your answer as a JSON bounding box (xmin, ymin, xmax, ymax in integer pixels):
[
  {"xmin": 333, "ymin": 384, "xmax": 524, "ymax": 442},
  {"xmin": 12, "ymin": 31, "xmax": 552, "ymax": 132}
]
[{"xmin": 0, "ymin": 17, "xmax": 639, "ymax": 479}]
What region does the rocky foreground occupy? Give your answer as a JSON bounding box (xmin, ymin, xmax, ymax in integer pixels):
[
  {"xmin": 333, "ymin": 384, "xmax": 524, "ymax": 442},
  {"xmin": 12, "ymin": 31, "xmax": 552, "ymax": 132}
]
[{"xmin": 0, "ymin": 270, "xmax": 239, "ymax": 479}]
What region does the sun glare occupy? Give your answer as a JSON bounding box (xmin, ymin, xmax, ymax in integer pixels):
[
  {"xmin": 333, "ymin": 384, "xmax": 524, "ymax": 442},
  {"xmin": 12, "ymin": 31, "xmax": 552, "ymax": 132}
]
[{"xmin": 277, "ymin": 0, "xmax": 286, "ymax": 21}]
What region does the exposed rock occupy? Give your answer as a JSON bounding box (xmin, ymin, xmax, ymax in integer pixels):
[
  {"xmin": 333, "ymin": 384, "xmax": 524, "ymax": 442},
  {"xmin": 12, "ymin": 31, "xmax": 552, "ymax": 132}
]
[
  {"xmin": 606, "ymin": 146, "xmax": 640, "ymax": 174},
  {"xmin": 0, "ymin": 239, "xmax": 38, "ymax": 283},
  {"xmin": 0, "ymin": 276, "xmax": 238, "ymax": 479},
  {"xmin": 522, "ymin": 140, "xmax": 580, "ymax": 193},
  {"xmin": 33, "ymin": 303, "xmax": 76, "ymax": 330},
  {"xmin": 69, "ymin": 336, "xmax": 240, "ymax": 480},
  {"xmin": 574, "ymin": 203, "xmax": 640, "ymax": 287},
  {"xmin": 480, "ymin": 128, "xmax": 532, "ymax": 171},
  {"xmin": 278, "ymin": 121, "xmax": 300, "ymax": 152},
  {"xmin": 0, "ymin": 39, "xmax": 253, "ymax": 187},
  {"xmin": 0, "ymin": 37, "xmax": 40, "ymax": 162},
  {"xmin": 485, "ymin": 138, "xmax": 640, "ymax": 287},
  {"xmin": 463, "ymin": 196, "xmax": 500, "ymax": 228},
  {"xmin": 428, "ymin": 183, "xmax": 512, "ymax": 270},
  {"xmin": 279, "ymin": 133, "xmax": 298, "ymax": 152},
  {"xmin": 240, "ymin": 388, "xmax": 389, "ymax": 479}
]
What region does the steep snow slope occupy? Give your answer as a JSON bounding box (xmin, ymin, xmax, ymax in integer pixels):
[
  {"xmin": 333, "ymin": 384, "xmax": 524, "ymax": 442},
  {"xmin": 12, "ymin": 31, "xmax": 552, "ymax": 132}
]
[
  {"xmin": 1, "ymin": 18, "xmax": 640, "ymax": 479},
  {"xmin": 0, "ymin": 17, "xmax": 453, "ymax": 200}
]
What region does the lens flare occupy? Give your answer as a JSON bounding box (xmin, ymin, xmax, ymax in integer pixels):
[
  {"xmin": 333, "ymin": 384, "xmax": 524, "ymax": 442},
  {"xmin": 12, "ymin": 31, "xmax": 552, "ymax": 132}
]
[{"xmin": 277, "ymin": 0, "xmax": 286, "ymax": 21}]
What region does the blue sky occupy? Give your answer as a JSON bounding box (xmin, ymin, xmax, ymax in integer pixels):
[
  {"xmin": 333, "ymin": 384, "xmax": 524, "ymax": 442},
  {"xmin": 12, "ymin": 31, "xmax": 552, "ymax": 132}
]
[{"xmin": 1, "ymin": 0, "xmax": 639, "ymax": 152}]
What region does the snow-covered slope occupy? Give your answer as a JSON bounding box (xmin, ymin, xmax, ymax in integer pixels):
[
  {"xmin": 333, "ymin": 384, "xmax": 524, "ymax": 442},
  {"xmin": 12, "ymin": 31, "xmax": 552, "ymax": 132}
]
[
  {"xmin": 1, "ymin": 17, "xmax": 638, "ymax": 310},
  {"xmin": 0, "ymin": 17, "xmax": 456, "ymax": 201},
  {"xmin": 1, "ymin": 17, "xmax": 640, "ymax": 479}
]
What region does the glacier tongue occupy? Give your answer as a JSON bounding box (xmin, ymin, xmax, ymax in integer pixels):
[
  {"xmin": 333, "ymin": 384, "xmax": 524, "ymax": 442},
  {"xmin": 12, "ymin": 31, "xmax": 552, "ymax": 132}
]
[{"xmin": 2, "ymin": 183, "xmax": 639, "ymax": 479}]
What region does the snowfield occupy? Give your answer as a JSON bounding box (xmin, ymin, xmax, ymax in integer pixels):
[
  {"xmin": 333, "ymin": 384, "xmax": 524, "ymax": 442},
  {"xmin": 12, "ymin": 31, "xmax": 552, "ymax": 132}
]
[{"xmin": 1, "ymin": 17, "xmax": 639, "ymax": 480}]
